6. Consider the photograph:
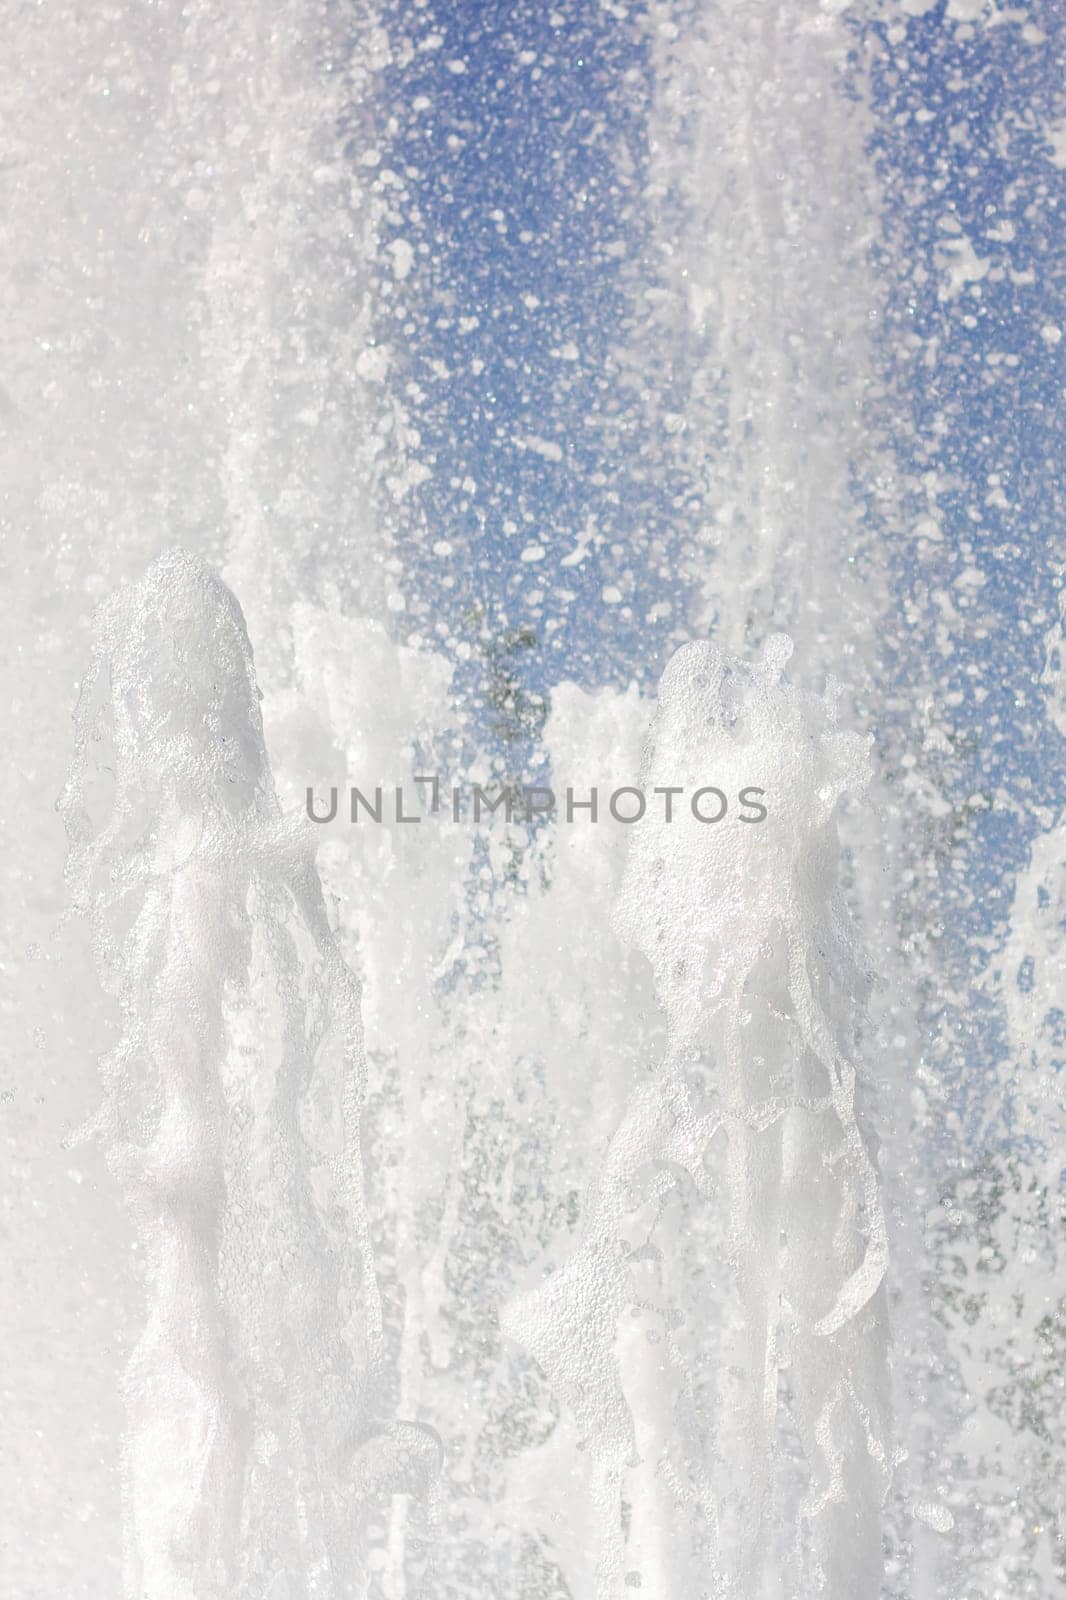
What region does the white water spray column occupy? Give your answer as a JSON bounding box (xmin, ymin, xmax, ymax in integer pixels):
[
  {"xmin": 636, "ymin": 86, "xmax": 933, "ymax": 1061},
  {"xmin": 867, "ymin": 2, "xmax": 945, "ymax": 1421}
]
[
  {"xmin": 60, "ymin": 551, "xmax": 417, "ymax": 1599},
  {"xmin": 506, "ymin": 638, "xmax": 894, "ymax": 1599}
]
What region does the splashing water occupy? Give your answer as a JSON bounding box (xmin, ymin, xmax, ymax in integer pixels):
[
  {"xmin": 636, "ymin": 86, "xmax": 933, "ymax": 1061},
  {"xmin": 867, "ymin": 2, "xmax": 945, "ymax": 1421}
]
[
  {"xmin": 504, "ymin": 638, "xmax": 891, "ymax": 1599},
  {"xmin": 59, "ymin": 551, "xmax": 441, "ymax": 1598},
  {"xmin": 4, "ymin": 0, "xmax": 1060, "ymax": 1594},
  {"xmin": 60, "ymin": 554, "xmax": 897, "ymax": 1599}
]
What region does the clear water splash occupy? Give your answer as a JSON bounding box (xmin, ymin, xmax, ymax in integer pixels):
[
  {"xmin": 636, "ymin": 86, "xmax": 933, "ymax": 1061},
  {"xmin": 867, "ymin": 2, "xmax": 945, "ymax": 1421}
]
[
  {"xmin": 59, "ymin": 550, "xmax": 436, "ymax": 1598},
  {"xmin": 504, "ymin": 637, "xmax": 892, "ymax": 1599}
]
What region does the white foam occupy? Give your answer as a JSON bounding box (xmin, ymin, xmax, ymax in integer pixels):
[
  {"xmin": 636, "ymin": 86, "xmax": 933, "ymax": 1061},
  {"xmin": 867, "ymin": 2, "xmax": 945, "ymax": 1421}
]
[
  {"xmin": 504, "ymin": 638, "xmax": 892, "ymax": 1598},
  {"xmin": 60, "ymin": 550, "xmax": 425, "ymax": 1598}
]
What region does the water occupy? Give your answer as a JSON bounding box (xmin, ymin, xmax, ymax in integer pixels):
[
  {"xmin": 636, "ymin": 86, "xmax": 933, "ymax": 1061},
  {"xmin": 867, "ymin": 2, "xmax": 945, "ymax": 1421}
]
[
  {"xmin": 2, "ymin": 1, "xmax": 1062, "ymax": 1597},
  {"xmin": 505, "ymin": 638, "xmax": 892, "ymax": 1598},
  {"xmin": 60, "ymin": 551, "xmax": 396, "ymax": 1597}
]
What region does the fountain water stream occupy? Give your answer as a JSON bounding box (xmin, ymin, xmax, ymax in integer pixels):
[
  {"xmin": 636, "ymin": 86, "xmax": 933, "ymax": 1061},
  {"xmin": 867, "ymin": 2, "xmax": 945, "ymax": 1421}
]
[
  {"xmin": 504, "ymin": 639, "xmax": 892, "ymax": 1599},
  {"xmin": 4, "ymin": 0, "xmax": 1057, "ymax": 1595},
  {"xmin": 59, "ymin": 552, "xmax": 438, "ymax": 1598}
]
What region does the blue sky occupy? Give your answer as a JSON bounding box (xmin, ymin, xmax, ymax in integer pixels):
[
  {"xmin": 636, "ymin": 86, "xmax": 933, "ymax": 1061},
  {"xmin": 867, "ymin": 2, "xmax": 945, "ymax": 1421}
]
[
  {"xmin": 371, "ymin": 0, "xmax": 1062, "ymax": 1014},
  {"xmin": 870, "ymin": 4, "xmax": 1062, "ymax": 832},
  {"xmin": 377, "ymin": 1, "xmax": 679, "ymax": 716},
  {"xmin": 866, "ymin": 3, "xmax": 1063, "ymax": 1123}
]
